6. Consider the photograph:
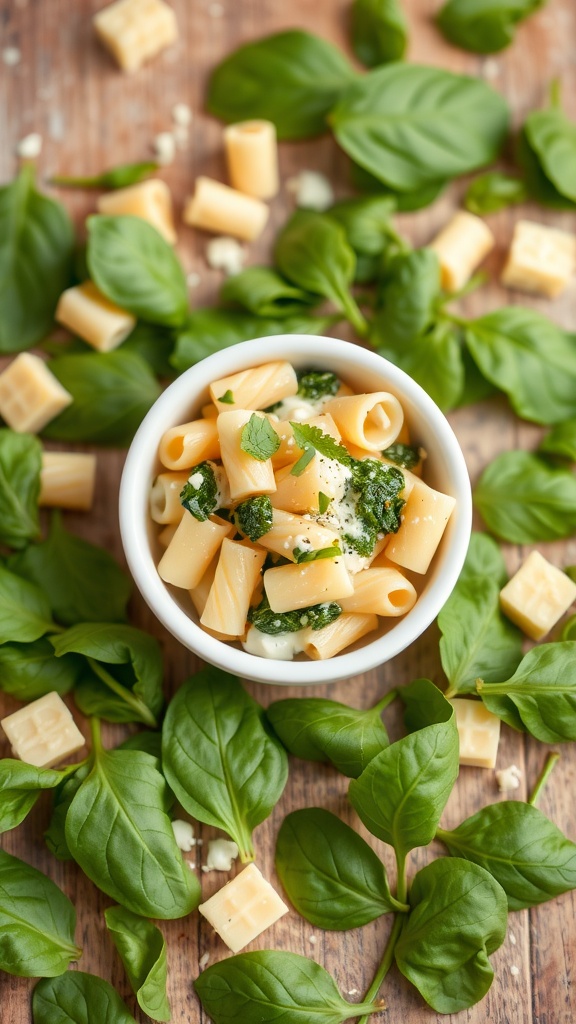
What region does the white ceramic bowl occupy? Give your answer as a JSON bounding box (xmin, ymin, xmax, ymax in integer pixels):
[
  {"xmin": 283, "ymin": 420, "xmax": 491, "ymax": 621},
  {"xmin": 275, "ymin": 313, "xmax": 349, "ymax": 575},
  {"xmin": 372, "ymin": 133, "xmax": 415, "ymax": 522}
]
[{"xmin": 120, "ymin": 335, "xmax": 472, "ymax": 685}]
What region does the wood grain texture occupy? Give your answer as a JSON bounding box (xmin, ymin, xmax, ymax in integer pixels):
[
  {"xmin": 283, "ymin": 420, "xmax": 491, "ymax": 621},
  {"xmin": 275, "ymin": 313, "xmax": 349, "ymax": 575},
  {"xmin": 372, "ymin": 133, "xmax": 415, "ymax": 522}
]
[{"xmin": 1, "ymin": 0, "xmax": 575, "ymax": 1021}]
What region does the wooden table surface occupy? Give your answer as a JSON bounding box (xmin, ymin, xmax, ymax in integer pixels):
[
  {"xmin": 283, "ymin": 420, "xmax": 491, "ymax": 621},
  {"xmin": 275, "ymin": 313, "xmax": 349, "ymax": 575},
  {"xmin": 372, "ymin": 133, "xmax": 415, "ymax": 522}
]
[{"xmin": 1, "ymin": 0, "xmax": 575, "ymax": 1021}]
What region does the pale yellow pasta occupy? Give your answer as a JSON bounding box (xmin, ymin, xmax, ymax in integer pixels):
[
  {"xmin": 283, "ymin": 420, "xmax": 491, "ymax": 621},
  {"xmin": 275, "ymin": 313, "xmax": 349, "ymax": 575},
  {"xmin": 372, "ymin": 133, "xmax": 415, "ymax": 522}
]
[
  {"xmin": 97, "ymin": 179, "xmax": 177, "ymax": 244},
  {"xmin": 302, "ymin": 613, "xmax": 378, "ymax": 660},
  {"xmin": 264, "ymin": 557, "xmax": 353, "ymax": 613},
  {"xmin": 158, "ymin": 418, "xmax": 220, "ymax": 471},
  {"xmin": 324, "ymin": 392, "xmax": 404, "ymax": 452},
  {"xmin": 339, "ymin": 567, "xmax": 417, "ymax": 617},
  {"xmin": 55, "ymin": 282, "xmax": 136, "ymax": 352},
  {"xmin": 271, "ymin": 455, "xmax": 349, "ymax": 514},
  {"xmin": 385, "ymin": 478, "xmax": 456, "ymax": 574},
  {"xmin": 39, "ymin": 452, "xmax": 96, "ymax": 511},
  {"xmin": 158, "ymin": 512, "xmax": 232, "ymax": 589},
  {"xmin": 158, "ymin": 523, "xmax": 178, "ymax": 548},
  {"xmin": 201, "ymin": 401, "xmax": 219, "ymax": 419},
  {"xmin": 149, "ymin": 471, "xmax": 188, "ymax": 524},
  {"xmin": 201, "ymin": 538, "xmax": 266, "ymax": 637},
  {"xmin": 210, "ymin": 361, "xmax": 298, "ymax": 413},
  {"xmin": 189, "ymin": 555, "xmax": 218, "ymax": 616},
  {"xmin": 224, "ymin": 120, "xmax": 279, "ymax": 199},
  {"xmin": 218, "ymin": 410, "xmax": 276, "ymax": 501},
  {"xmin": 257, "ymin": 509, "xmax": 340, "ymax": 563},
  {"xmin": 183, "ymin": 176, "xmax": 269, "ymax": 241}
]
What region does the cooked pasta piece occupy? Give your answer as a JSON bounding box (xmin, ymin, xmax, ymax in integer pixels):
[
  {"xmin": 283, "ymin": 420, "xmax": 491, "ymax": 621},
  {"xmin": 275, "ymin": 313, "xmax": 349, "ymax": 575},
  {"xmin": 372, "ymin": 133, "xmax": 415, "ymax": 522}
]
[
  {"xmin": 55, "ymin": 281, "xmax": 136, "ymax": 352},
  {"xmin": 302, "ymin": 613, "xmax": 378, "ymax": 660},
  {"xmin": 271, "ymin": 412, "xmax": 341, "ymax": 469},
  {"xmin": 149, "ymin": 471, "xmax": 188, "ymax": 524},
  {"xmin": 264, "ymin": 557, "xmax": 353, "ymax": 613},
  {"xmin": 158, "ymin": 512, "xmax": 232, "ymax": 589},
  {"xmin": 217, "ymin": 409, "xmax": 277, "ymax": 501},
  {"xmin": 158, "ymin": 418, "xmax": 220, "ymax": 470},
  {"xmin": 385, "ymin": 478, "xmax": 456, "ymax": 574},
  {"xmin": 183, "ymin": 176, "xmax": 269, "ymax": 241},
  {"xmin": 224, "ymin": 120, "xmax": 279, "ymax": 199},
  {"xmin": 258, "ymin": 509, "xmax": 340, "ymax": 563},
  {"xmin": 210, "ymin": 361, "xmax": 298, "ymax": 413},
  {"xmin": 189, "ymin": 555, "xmax": 218, "ymax": 616},
  {"xmin": 201, "ymin": 538, "xmax": 266, "ymax": 637},
  {"xmin": 271, "ymin": 455, "xmax": 350, "ymax": 514},
  {"xmin": 39, "ymin": 452, "xmax": 96, "ymax": 511},
  {"xmin": 158, "ymin": 522, "xmax": 178, "ymax": 547},
  {"xmin": 97, "ymin": 179, "xmax": 177, "ymax": 244},
  {"xmin": 339, "ymin": 567, "xmax": 417, "ymax": 617},
  {"xmin": 201, "ymin": 401, "xmax": 219, "ymax": 419},
  {"xmin": 324, "ymin": 392, "xmax": 404, "ymax": 452},
  {"xmin": 0, "ymin": 354, "xmax": 73, "ymax": 434}
]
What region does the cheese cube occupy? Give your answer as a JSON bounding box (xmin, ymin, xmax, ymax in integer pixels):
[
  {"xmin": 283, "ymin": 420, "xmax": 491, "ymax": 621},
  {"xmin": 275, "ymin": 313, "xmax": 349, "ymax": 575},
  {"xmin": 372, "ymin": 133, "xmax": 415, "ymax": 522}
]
[
  {"xmin": 0, "ymin": 353, "xmax": 73, "ymax": 433},
  {"xmin": 93, "ymin": 0, "xmax": 178, "ymax": 73},
  {"xmin": 451, "ymin": 698, "xmax": 501, "ymax": 769},
  {"xmin": 97, "ymin": 179, "xmax": 177, "ymax": 245},
  {"xmin": 183, "ymin": 177, "xmax": 269, "ymax": 242},
  {"xmin": 1, "ymin": 692, "xmax": 86, "ymax": 768},
  {"xmin": 199, "ymin": 863, "xmax": 288, "ymax": 953},
  {"xmin": 499, "ymin": 551, "xmax": 576, "ymax": 641},
  {"xmin": 55, "ymin": 281, "xmax": 136, "ymax": 352},
  {"xmin": 39, "ymin": 452, "xmax": 97, "ymax": 511},
  {"xmin": 501, "ymin": 220, "xmax": 576, "ymax": 298},
  {"xmin": 429, "ymin": 211, "xmax": 495, "ymax": 292}
]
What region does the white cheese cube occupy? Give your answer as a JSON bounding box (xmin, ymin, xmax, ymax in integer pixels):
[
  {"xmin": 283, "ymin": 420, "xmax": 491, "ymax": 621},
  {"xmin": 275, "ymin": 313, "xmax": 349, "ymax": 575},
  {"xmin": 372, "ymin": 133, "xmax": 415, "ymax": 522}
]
[
  {"xmin": 0, "ymin": 353, "xmax": 72, "ymax": 433},
  {"xmin": 451, "ymin": 698, "xmax": 501, "ymax": 769},
  {"xmin": 39, "ymin": 452, "xmax": 97, "ymax": 511},
  {"xmin": 500, "ymin": 551, "xmax": 576, "ymax": 641},
  {"xmin": 97, "ymin": 179, "xmax": 177, "ymax": 245},
  {"xmin": 56, "ymin": 281, "xmax": 136, "ymax": 352},
  {"xmin": 429, "ymin": 211, "xmax": 495, "ymax": 292},
  {"xmin": 93, "ymin": 0, "xmax": 178, "ymax": 73},
  {"xmin": 199, "ymin": 863, "xmax": 288, "ymax": 953},
  {"xmin": 501, "ymin": 220, "xmax": 576, "ymax": 298},
  {"xmin": 1, "ymin": 692, "xmax": 86, "ymax": 768}
]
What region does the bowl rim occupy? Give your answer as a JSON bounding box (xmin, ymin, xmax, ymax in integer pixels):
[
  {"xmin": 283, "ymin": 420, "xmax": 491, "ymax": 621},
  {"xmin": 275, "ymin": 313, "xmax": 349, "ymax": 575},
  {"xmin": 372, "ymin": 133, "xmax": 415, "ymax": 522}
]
[{"xmin": 119, "ymin": 334, "xmax": 472, "ymax": 685}]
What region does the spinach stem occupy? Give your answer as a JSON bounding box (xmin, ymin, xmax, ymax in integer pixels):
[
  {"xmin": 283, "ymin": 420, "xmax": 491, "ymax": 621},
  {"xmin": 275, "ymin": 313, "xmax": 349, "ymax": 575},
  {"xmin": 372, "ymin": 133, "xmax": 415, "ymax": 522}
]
[
  {"xmin": 86, "ymin": 657, "xmax": 158, "ymax": 728},
  {"xmin": 90, "ymin": 716, "xmax": 103, "ymax": 756},
  {"xmin": 341, "ymin": 293, "xmax": 369, "ymax": 337},
  {"xmin": 356, "ymin": 914, "xmax": 405, "ymax": 1023},
  {"xmin": 437, "ymin": 310, "xmax": 469, "ymax": 330},
  {"xmin": 373, "ymin": 689, "xmax": 398, "ymax": 715},
  {"xmin": 549, "ymin": 77, "xmax": 561, "ymax": 109},
  {"xmin": 439, "ymin": 271, "xmax": 486, "ymax": 304},
  {"xmin": 528, "ymin": 752, "xmax": 560, "ymax": 806}
]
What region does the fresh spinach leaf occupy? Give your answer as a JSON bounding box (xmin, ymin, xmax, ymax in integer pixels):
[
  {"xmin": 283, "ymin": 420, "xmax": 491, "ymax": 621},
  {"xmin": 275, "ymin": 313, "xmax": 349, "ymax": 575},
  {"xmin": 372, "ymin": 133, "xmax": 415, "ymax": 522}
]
[
  {"xmin": 464, "ymin": 307, "xmax": 576, "ymax": 424},
  {"xmin": 9, "ymin": 512, "xmax": 132, "ymax": 625},
  {"xmin": 119, "ymin": 321, "xmax": 176, "ymax": 378},
  {"xmin": 0, "ymin": 564, "xmax": 57, "ymax": 643},
  {"xmin": 524, "ymin": 84, "xmax": 576, "ymax": 203},
  {"xmin": 0, "ymin": 848, "xmax": 81, "ymax": 977},
  {"xmin": 331, "ymin": 64, "xmax": 509, "ymax": 192},
  {"xmin": 351, "ymin": 160, "xmax": 449, "ymax": 209},
  {"xmin": 275, "ymin": 211, "xmax": 367, "ymax": 334},
  {"xmin": 474, "ymin": 451, "xmax": 576, "ymax": 542},
  {"xmin": 195, "ymin": 950, "xmax": 377, "ymax": 1024},
  {"xmin": 539, "ymin": 417, "xmax": 576, "ymax": 462},
  {"xmin": 348, "ymin": 680, "xmax": 458, "ymax": 858},
  {"xmin": 0, "ymin": 639, "xmax": 81, "ymax": 700},
  {"xmin": 50, "ymin": 160, "xmax": 159, "ymax": 189},
  {"xmin": 351, "ymin": 0, "xmax": 408, "ymax": 67},
  {"xmin": 33, "ymin": 971, "xmax": 137, "ymax": 1024},
  {"xmin": 376, "ymin": 248, "xmax": 441, "ymax": 343},
  {"xmin": 374, "ymin": 319, "xmax": 464, "ymax": 412},
  {"xmin": 478, "ymin": 642, "xmax": 576, "ymax": 742},
  {"xmin": 276, "ymin": 808, "xmax": 401, "ymax": 929},
  {"xmin": 436, "ymin": 0, "xmax": 543, "ymax": 54},
  {"xmin": 0, "ymin": 429, "xmax": 41, "ymax": 548},
  {"xmin": 464, "ymin": 171, "xmax": 527, "ymax": 214},
  {"xmin": 162, "ymin": 668, "xmax": 288, "ymax": 862},
  {"xmin": 0, "ymin": 759, "xmax": 75, "ymax": 834},
  {"xmin": 516, "ymin": 125, "xmax": 576, "ymax": 210},
  {"xmin": 116, "ymin": 730, "xmax": 162, "ymax": 763},
  {"xmin": 240, "ymin": 414, "xmax": 281, "ymax": 461},
  {"xmin": 87, "ymin": 214, "xmax": 189, "ymax": 326},
  {"xmin": 221, "ymin": 266, "xmax": 318, "ymax": 318},
  {"xmin": 105, "ymin": 905, "xmax": 170, "ymax": 1022},
  {"xmin": 42, "ymin": 349, "xmax": 161, "ymax": 446},
  {"xmin": 0, "ymin": 165, "xmax": 74, "ymax": 351},
  {"xmin": 44, "ymin": 764, "xmax": 91, "ymax": 861},
  {"xmin": 457, "ymin": 531, "xmax": 507, "ymax": 586},
  {"xmin": 328, "ymin": 195, "xmax": 397, "ymax": 257},
  {"xmin": 206, "ymin": 30, "xmax": 357, "ymax": 139},
  {"xmin": 266, "ymin": 696, "xmax": 389, "ymax": 777},
  {"xmin": 561, "ymin": 614, "xmax": 576, "ymax": 641},
  {"xmin": 395, "ymin": 857, "xmax": 507, "ymax": 1013},
  {"xmin": 66, "ymin": 743, "xmax": 200, "ymax": 918},
  {"xmin": 437, "ymin": 801, "xmax": 576, "ymax": 910}
]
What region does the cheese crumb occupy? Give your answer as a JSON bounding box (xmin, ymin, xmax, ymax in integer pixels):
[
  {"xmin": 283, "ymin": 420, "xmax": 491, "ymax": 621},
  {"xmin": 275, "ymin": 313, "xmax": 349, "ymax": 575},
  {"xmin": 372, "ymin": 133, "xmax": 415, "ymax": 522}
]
[
  {"xmin": 202, "ymin": 838, "xmax": 239, "ymax": 872},
  {"xmin": 509, "ymin": 932, "xmax": 517, "ymax": 946},
  {"xmin": 16, "ymin": 133, "xmax": 42, "ymax": 159},
  {"xmin": 172, "ymin": 102, "xmax": 193, "ymax": 126},
  {"xmin": 495, "ymin": 764, "xmax": 522, "ymax": 793},
  {"xmin": 287, "ymin": 170, "xmax": 334, "ymax": 212},
  {"xmin": 205, "ymin": 236, "xmax": 245, "ymax": 276},
  {"xmin": 198, "ymin": 952, "xmax": 210, "ymax": 969},
  {"xmin": 309, "ymin": 934, "xmax": 317, "ymax": 945},
  {"xmin": 2, "ymin": 47, "xmax": 21, "ymax": 66},
  {"xmin": 153, "ymin": 130, "xmax": 176, "ymax": 166},
  {"xmin": 171, "ymin": 819, "xmax": 195, "ymax": 851},
  {"xmin": 510, "ymin": 965, "xmax": 520, "ymax": 977}
]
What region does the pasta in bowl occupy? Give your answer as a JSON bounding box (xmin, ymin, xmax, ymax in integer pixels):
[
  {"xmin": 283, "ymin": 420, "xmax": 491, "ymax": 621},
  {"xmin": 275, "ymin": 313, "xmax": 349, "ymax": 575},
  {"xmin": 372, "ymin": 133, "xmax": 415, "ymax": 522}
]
[{"xmin": 120, "ymin": 335, "xmax": 472, "ymax": 685}]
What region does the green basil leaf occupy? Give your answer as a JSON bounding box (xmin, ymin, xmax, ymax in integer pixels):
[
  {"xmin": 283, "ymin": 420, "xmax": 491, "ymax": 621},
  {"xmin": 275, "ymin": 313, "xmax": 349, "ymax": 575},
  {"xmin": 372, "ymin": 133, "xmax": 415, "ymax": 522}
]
[
  {"xmin": 376, "ymin": 248, "xmax": 441, "ymax": 343},
  {"xmin": 66, "ymin": 748, "xmax": 200, "ymax": 918},
  {"xmin": 464, "ymin": 307, "xmax": 576, "ymax": 424},
  {"xmin": 50, "ymin": 160, "xmax": 159, "ymax": 190},
  {"xmin": 561, "ymin": 614, "xmax": 576, "ymax": 641},
  {"xmin": 195, "ymin": 950, "xmax": 377, "ymax": 1024},
  {"xmin": 105, "ymin": 905, "xmax": 170, "ymax": 1022},
  {"xmin": 266, "ymin": 696, "xmax": 388, "ymax": 777},
  {"xmin": 276, "ymin": 807, "xmax": 399, "ymax": 929},
  {"xmin": 457, "ymin": 531, "xmax": 508, "ymax": 587},
  {"xmin": 350, "ymin": 160, "xmax": 449, "ymax": 209},
  {"xmin": 539, "ymin": 418, "xmax": 576, "ymax": 461},
  {"xmin": 9, "ymin": 512, "xmax": 132, "ymax": 625},
  {"xmin": 221, "ymin": 266, "xmax": 318, "ymax": 318},
  {"xmin": 464, "ymin": 171, "xmax": 527, "ymax": 214},
  {"xmin": 0, "ymin": 639, "xmax": 81, "ymax": 701},
  {"xmin": 516, "ymin": 125, "xmax": 576, "ymax": 210},
  {"xmin": 162, "ymin": 667, "xmax": 288, "ymax": 862},
  {"xmin": 395, "ymin": 857, "xmax": 507, "ymax": 1013},
  {"xmin": 0, "ymin": 564, "xmax": 57, "ymax": 643},
  {"xmin": 116, "ymin": 730, "xmax": 162, "ymax": 763},
  {"xmin": 206, "ymin": 30, "xmax": 356, "ymax": 139},
  {"xmin": 275, "ymin": 211, "xmax": 367, "ymax": 334},
  {"xmin": 436, "ymin": 0, "xmax": 542, "ymax": 54},
  {"xmin": 478, "ymin": 642, "xmax": 576, "ymax": 742},
  {"xmin": 0, "ymin": 166, "xmax": 74, "ymax": 351},
  {"xmin": 33, "ymin": 971, "xmax": 137, "ymax": 1024},
  {"xmin": 0, "ymin": 848, "xmax": 81, "ymax": 976},
  {"xmin": 119, "ymin": 321, "xmax": 176, "ymax": 378},
  {"xmin": 290, "ymin": 421, "xmax": 352, "ymax": 473},
  {"xmin": 0, "ymin": 429, "xmax": 41, "ymax": 548},
  {"xmin": 525, "ymin": 96, "xmax": 576, "ymax": 203},
  {"xmin": 474, "ymin": 451, "xmax": 576, "ymax": 542},
  {"xmin": 0, "ymin": 759, "xmax": 72, "ymax": 834},
  {"xmin": 348, "ymin": 681, "xmax": 458, "ymax": 857},
  {"xmin": 44, "ymin": 764, "xmax": 91, "ymax": 861},
  {"xmin": 87, "ymin": 214, "xmax": 188, "ymax": 326},
  {"xmin": 331, "ymin": 64, "xmax": 509, "ymax": 192},
  {"xmin": 327, "ymin": 196, "xmax": 397, "ymax": 264},
  {"xmin": 457, "ymin": 344, "xmax": 499, "ymax": 406},
  {"xmin": 351, "ymin": 0, "xmax": 408, "ymax": 66},
  {"xmin": 438, "ymin": 801, "xmax": 576, "ymax": 910},
  {"xmin": 374, "ymin": 319, "xmax": 464, "ymax": 412},
  {"xmin": 42, "ymin": 349, "xmax": 161, "ymax": 446},
  {"xmin": 240, "ymin": 413, "xmax": 281, "ymax": 461}
]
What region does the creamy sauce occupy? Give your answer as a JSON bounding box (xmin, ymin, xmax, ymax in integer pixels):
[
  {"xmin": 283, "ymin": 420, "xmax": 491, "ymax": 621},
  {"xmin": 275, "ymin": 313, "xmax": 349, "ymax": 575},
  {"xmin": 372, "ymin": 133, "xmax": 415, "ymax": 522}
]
[{"xmin": 242, "ymin": 626, "xmax": 306, "ymax": 660}]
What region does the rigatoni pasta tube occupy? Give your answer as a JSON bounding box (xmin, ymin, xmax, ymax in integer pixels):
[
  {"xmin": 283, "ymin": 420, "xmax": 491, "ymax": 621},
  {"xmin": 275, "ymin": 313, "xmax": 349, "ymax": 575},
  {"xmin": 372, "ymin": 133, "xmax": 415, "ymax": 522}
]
[
  {"xmin": 97, "ymin": 179, "xmax": 177, "ymax": 244},
  {"xmin": 224, "ymin": 120, "xmax": 279, "ymax": 199},
  {"xmin": 55, "ymin": 282, "xmax": 136, "ymax": 352},
  {"xmin": 39, "ymin": 452, "xmax": 96, "ymax": 511},
  {"xmin": 339, "ymin": 568, "xmax": 417, "ymax": 617},
  {"xmin": 183, "ymin": 176, "xmax": 269, "ymax": 241},
  {"xmin": 158, "ymin": 522, "xmax": 178, "ymax": 548},
  {"xmin": 210, "ymin": 361, "xmax": 297, "ymax": 413},
  {"xmin": 201, "ymin": 538, "xmax": 266, "ymax": 636},
  {"xmin": 303, "ymin": 613, "xmax": 378, "ymax": 660},
  {"xmin": 386, "ymin": 478, "xmax": 456, "ymax": 575},
  {"xmin": 325, "ymin": 392, "xmax": 404, "ymax": 452},
  {"xmin": 264, "ymin": 557, "xmax": 353, "ymax": 613},
  {"xmin": 158, "ymin": 512, "xmax": 233, "ymax": 589},
  {"xmin": 159, "ymin": 418, "xmax": 220, "ymax": 470},
  {"xmin": 218, "ymin": 409, "xmax": 276, "ymax": 501},
  {"xmin": 258, "ymin": 509, "xmax": 340, "ymax": 563},
  {"xmin": 149, "ymin": 472, "xmax": 188, "ymax": 524},
  {"xmin": 271, "ymin": 457, "xmax": 349, "ymax": 513},
  {"xmin": 189, "ymin": 555, "xmax": 218, "ymax": 616},
  {"xmin": 429, "ymin": 211, "xmax": 494, "ymax": 293}
]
